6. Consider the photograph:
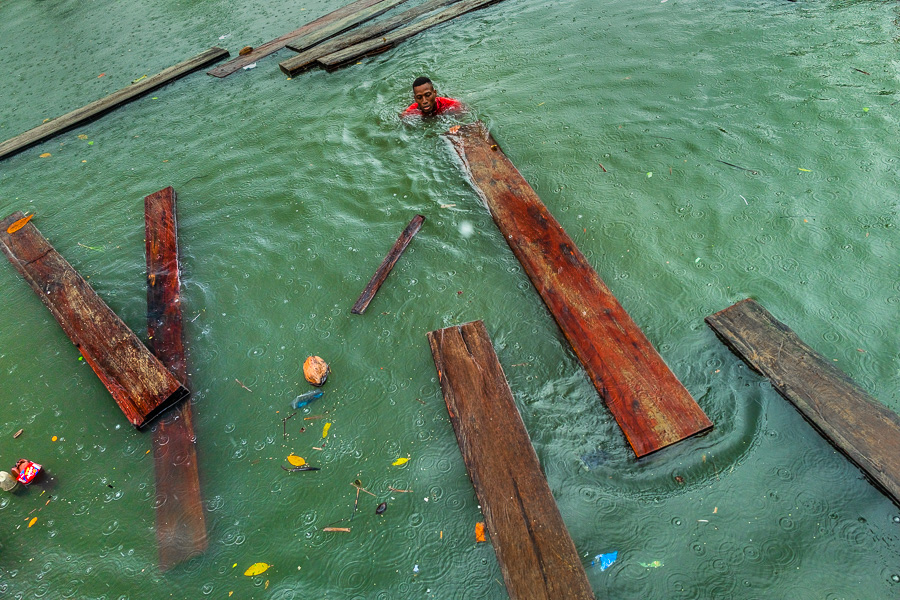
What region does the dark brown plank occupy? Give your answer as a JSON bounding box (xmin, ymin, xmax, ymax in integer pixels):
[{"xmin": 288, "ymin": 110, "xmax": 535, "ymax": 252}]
[
  {"xmin": 0, "ymin": 48, "xmax": 228, "ymax": 161},
  {"xmin": 206, "ymin": 0, "xmax": 384, "ymax": 77},
  {"xmin": 0, "ymin": 212, "xmax": 189, "ymax": 427},
  {"xmin": 281, "ymin": 0, "xmax": 458, "ymax": 76},
  {"xmin": 427, "ymin": 321, "xmax": 594, "ymax": 600},
  {"xmin": 284, "ymin": 0, "xmax": 409, "ymax": 55},
  {"xmin": 144, "ymin": 187, "xmax": 207, "ymax": 570},
  {"xmin": 706, "ymin": 298, "xmax": 900, "ymax": 507},
  {"xmin": 316, "ymin": 0, "xmax": 503, "ymax": 69},
  {"xmin": 446, "ymin": 122, "xmax": 712, "ymax": 457},
  {"xmin": 351, "ymin": 214, "xmax": 424, "ymax": 314}
]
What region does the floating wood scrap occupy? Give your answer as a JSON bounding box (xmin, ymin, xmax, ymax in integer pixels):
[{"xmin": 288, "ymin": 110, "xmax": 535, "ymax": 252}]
[
  {"xmin": 144, "ymin": 187, "xmax": 207, "ymax": 570},
  {"xmin": 427, "ymin": 321, "xmax": 594, "ymax": 600},
  {"xmin": 208, "ymin": 0, "xmax": 388, "ymax": 77},
  {"xmin": 280, "ymin": 0, "xmax": 458, "ymax": 76},
  {"xmin": 707, "ymin": 298, "xmax": 900, "ymax": 508},
  {"xmin": 0, "ymin": 47, "xmax": 228, "ymax": 161},
  {"xmin": 317, "ymin": 0, "xmax": 504, "ymax": 70},
  {"xmin": 0, "ymin": 212, "xmax": 189, "ymax": 427},
  {"xmin": 351, "ymin": 214, "xmax": 424, "ymax": 314},
  {"xmin": 446, "ymin": 122, "xmax": 712, "ymax": 457},
  {"xmin": 283, "ymin": 0, "xmax": 409, "ymax": 55}
]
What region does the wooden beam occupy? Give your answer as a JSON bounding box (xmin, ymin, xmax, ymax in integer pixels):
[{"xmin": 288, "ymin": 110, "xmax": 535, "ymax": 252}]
[
  {"xmin": 446, "ymin": 122, "xmax": 712, "ymax": 457},
  {"xmin": 207, "ymin": 0, "xmax": 384, "ymax": 77},
  {"xmin": 427, "ymin": 321, "xmax": 594, "ymax": 600},
  {"xmin": 284, "ymin": 0, "xmax": 409, "ymax": 56},
  {"xmin": 144, "ymin": 187, "xmax": 207, "ymax": 570},
  {"xmin": 706, "ymin": 298, "xmax": 900, "ymax": 507},
  {"xmin": 0, "ymin": 212, "xmax": 189, "ymax": 428},
  {"xmin": 316, "ymin": 0, "xmax": 503, "ymax": 69},
  {"xmin": 351, "ymin": 214, "xmax": 424, "ymax": 314},
  {"xmin": 0, "ymin": 48, "xmax": 228, "ymax": 161},
  {"xmin": 280, "ymin": 0, "xmax": 458, "ymax": 76}
]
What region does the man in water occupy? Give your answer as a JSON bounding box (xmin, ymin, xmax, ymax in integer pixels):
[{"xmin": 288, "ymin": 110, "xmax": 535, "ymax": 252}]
[{"xmin": 400, "ymin": 76, "xmax": 465, "ymax": 118}]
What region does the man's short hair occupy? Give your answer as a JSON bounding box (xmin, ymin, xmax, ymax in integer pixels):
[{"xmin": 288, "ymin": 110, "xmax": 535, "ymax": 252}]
[{"xmin": 412, "ymin": 76, "xmax": 432, "ymax": 88}]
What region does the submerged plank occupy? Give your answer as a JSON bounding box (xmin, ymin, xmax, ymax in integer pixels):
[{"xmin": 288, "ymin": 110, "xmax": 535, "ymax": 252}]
[
  {"xmin": 317, "ymin": 0, "xmax": 502, "ymax": 69},
  {"xmin": 207, "ymin": 0, "xmax": 384, "ymax": 77},
  {"xmin": 0, "ymin": 212, "xmax": 189, "ymax": 427},
  {"xmin": 427, "ymin": 321, "xmax": 594, "ymax": 600},
  {"xmin": 0, "ymin": 48, "xmax": 228, "ymax": 161},
  {"xmin": 706, "ymin": 298, "xmax": 900, "ymax": 507},
  {"xmin": 351, "ymin": 214, "xmax": 424, "ymax": 314},
  {"xmin": 446, "ymin": 122, "xmax": 712, "ymax": 457},
  {"xmin": 144, "ymin": 187, "xmax": 207, "ymax": 570},
  {"xmin": 281, "ymin": 0, "xmax": 458, "ymax": 75}
]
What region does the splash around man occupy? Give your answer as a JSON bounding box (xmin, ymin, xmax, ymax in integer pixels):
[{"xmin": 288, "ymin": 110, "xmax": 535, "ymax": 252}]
[{"xmin": 400, "ymin": 76, "xmax": 466, "ymax": 119}]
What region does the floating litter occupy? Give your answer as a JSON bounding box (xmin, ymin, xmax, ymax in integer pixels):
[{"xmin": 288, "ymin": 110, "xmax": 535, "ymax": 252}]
[{"xmin": 591, "ymin": 551, "xmax": 618, "ymax": 571}]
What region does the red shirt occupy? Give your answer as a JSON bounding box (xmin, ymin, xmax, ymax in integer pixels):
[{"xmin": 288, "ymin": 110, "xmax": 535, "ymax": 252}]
[{"xmin": 401, "ymin": 97, "xmax": 463, "ymax": 118}]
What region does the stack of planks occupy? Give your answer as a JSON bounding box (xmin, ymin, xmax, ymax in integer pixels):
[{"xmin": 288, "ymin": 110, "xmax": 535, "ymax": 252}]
[{"xmin": 207, "ymin": 0, "xmax": 505, "ymax": 78}]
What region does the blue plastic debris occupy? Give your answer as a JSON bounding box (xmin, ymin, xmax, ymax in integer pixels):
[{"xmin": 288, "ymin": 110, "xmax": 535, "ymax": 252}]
[
  {"xmin": 291, "ymin": 389, "xmax": 324, "ymax": 409},
  {"xmin": 591, "ymin": 551, "xmax": 618, "ymax": 571}
]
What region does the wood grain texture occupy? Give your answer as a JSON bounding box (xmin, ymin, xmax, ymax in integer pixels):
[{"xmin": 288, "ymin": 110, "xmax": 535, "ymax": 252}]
[
  {"xmin": 351, "ymin": 214, "xmax": 424, "ymax": 314},
  {"xmin": 283, "ymin": 0, "xmax": 409, "ymax": 55},
  {"xmin": 427, "ymin": 321, "xmax": 594, "ymax": 600},
  {"xmin": 0, "ymin": 48, "xmax": 228, "ymax": 161},
  {"xmin": 0, "ymin": 212, "xmax": 189, "ymax": 427},
  {"xmin": 144, "ymin": 187, "xmax": 208, "ymax": 570},
  {"xmin": 280, "ymin": 0, "xmax": 458, "ymax": 75},
  {"xmin": 207, "ymin": 0, "xmax": 384, "ymax": 77},
  {"xmin": 316, "ymin": 0, "xmax": 503, "ymax": 69},
  {"xmin": 706, "ymin": 298, "xmax": 900, "ymax": 507},
  {"xmin": 446, "ymin": 122, "xmax": 712, "ymax": 457}
]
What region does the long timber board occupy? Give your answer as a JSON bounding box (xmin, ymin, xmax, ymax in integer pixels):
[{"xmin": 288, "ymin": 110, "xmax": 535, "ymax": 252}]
[
  {"xmin": 446, "ymin": 122, "xmax": 712, "ymax": 457},
  {"xmin": 707, "ymin": 298, "xmax": 900, "ymax": 507},
  {"xmin": 0, "ymin": 212, "xmax": 189, "ymax": 427},
  {"xmin": 427, "ymin": 321, "xmax": 594, "ymax": 600},
  {"xmin": 0, "ymin": 47, "xmax": 228, "ymax": 161},
  {"xmin": 145, "ymin": 187, "xmax": 208, "ymax": 570}
]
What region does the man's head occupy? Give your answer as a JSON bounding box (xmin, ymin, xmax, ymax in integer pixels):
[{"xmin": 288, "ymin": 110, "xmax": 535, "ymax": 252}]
[{"xmin": 412, "ymin": 76, "xmax": 438, "ymax": 116}]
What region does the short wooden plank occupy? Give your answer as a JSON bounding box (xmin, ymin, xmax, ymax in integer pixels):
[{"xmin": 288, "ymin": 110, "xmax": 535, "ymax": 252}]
[
  {"xmin": 706, "ymin": 298, "xmax": 900, "ymax": 507},
  {"xmin": 427, "ymin": 321, "xmax": 594, "ymax": 600},
  {"xmin": 207, "ymin": 0, "xmax": 384, "ymax": 77},
  {"xmin": 351, "ymin": 214, "xmax": 424, "ymax": 314},
  {"xmin": 281, "ymin": 0, "xmax": 458, "ymax": 75},
  {"xmin": 284, "ymin": 0, "xmax": 409, "ymax": 56},
  {"xmin": 0, "ymin": 48, "xmax": 229, "ymax": 161},
  {"xmin": 144, "ymin": 187, "xmax": 208, "ymax": 570},
  {"xmin": 317, "ymin": 0, "xmax": 503, "ymax": 69},
  {"xmin": 447, "ymin": 122, "xmax": 712, "ymax": 457},
  {"xmin": 0, "ymin": 212, "xmax": 189, "ymax": 427}
]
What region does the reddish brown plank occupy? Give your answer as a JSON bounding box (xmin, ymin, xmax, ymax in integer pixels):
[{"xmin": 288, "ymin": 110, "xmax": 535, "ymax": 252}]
[
  {"xmin": 351, "ymin": 214, "xmax": 424, "ymax": 314},
  {"xmin": 427, "ymin": 320, "xmax": 594, "ymax": 600},
  {"xmin": 446, "ymin": 122, "xmax": 712, "ymax": 457},
  {"xmin": 707, "ymin": 298, "xmax": 900, "ymax": 507},
  {"xmin": 0, "ymin": 212, "xmax": 188, "ymax": 428},
  {"xmin": 144, "ymin": 187, "xmax": 207, "ymax": 569},
  {"xmin": 206, "ymin": 0, "xmax": 384, "ymax": 77}
]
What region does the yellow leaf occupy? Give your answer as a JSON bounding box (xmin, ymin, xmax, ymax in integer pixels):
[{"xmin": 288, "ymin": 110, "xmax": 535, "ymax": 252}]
[
  {"xmin": 475, "ymin": 522, "xmax": 486, "ymax": 543},
  {"xmin": 39, "ymin": 153, "xmax": 51, "ymax": 158},
  {"xmin": 7, "ymin": 214, "xmax": 34, "ymax": 234},
  {"xmin": 392, "ymin": 457, "xmax": 409, "ymax": 466},
  {"xmin": 77, "ymin": 134, "xmax": 88, "ymax": 140},
  {"xmin": 28, "ymin": 517, "xmax": 37, "ymax": 528},
  {"xmin": 244, "ymin": 562, "xmax": 270, "ymax": 576},
  {"xmin": 322, "ymin": 422, "xmax": 331, "ymax": 438},
  {"xmin": 287, "ymin": 454, "xmax": 306, "ymax": 467}
]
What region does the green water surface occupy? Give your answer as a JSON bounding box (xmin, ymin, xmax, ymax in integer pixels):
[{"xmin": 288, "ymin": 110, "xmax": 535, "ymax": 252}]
[{"xmin": 1, "ymin": 0, "xmax": 899, "ymax": 598}]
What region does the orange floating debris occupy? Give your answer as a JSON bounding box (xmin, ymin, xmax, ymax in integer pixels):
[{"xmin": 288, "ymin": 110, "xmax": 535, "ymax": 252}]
[{"xmin": 7, "ymin": 214, "xmax": 34, "ymax": 234}]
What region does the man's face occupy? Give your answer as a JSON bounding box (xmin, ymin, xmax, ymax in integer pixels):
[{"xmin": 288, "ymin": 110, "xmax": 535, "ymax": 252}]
[{"xmin": 413, "ymin": 83, "xmax": 437, "ymax": 116}]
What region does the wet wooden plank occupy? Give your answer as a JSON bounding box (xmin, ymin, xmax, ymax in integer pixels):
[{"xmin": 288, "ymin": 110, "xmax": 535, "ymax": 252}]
[
  {"xmin": 706, "ymin": 298, "xmax": 900, "ymax": 507},
  {"xmin": 446, "ymin": 122, "xmax": 712, "ymax": 457},
  {"xmin": 0, "ymin": 48, "xmax": 228, "ymax": 161},
  {"xmin": 351, "ymin": 214, "xmax": 424, "ymax": 314},
  {"xmin": 0, "ymin": 212, "xmax": 189, "ymax": 428},
  {"xmin": 207, "ymin": 0, "xmax": 384, "ymax": 77},
  {"xmin": 427, "ymin": 320, "xmax": 594, "ymax": 600},
  {"xmin": 284, "ymin": 0, "xmax": 409, "ymax": 55},
  {"xmin": 281, "ymin": 0, "xmax": 457, "ymax": 76},
  {"xmin": 144, "ymin": 187, "xmax": 207, "ymax": 570},
  {"xmin": 317, "ymin": 0, "xmax": 503, "ymax": 69}
]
